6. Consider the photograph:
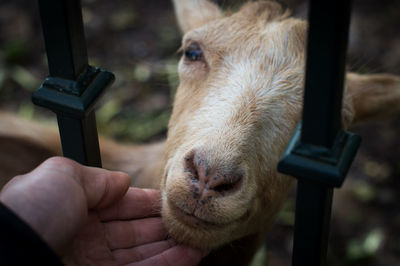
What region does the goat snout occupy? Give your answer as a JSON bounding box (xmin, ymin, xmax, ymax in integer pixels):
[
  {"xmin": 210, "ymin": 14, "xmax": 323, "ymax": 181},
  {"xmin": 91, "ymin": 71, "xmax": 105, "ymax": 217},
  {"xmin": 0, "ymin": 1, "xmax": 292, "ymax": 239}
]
[{"xmin": 184, "ymin": 150, "xmax": 243, "ymax": 199}]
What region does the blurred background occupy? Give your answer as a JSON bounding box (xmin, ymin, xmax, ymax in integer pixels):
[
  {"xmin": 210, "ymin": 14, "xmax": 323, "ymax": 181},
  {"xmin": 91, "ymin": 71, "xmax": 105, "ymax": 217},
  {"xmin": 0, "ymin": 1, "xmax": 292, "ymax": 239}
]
[{"xmin": 0, "ymin": 0, "xmax": 399, "ymax": 265}]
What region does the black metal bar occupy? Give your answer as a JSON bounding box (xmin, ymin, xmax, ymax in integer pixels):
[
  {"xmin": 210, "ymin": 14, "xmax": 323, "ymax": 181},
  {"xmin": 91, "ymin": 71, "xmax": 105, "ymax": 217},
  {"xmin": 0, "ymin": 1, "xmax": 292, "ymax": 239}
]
[
  {"xmin": 292, "ymin": 182, "xmax": 333, "ymax": 266},
  {"xmin": 33, "ymin": 0, "xmax": 114, "ymax": 167},
  {"xmin": 278, "ymin": 1, "xmax": 361, "ymax": 266},
  {"xmin": 301, "ymin": 0, "xmax": 352, "ymax": 148},
  {"xmin": 37, "ymin": 0, "xmax": 88, "ymax": 80},
  {"xmin": 57, "ymin": 112, "xmax": 101, "ymax": 166}
]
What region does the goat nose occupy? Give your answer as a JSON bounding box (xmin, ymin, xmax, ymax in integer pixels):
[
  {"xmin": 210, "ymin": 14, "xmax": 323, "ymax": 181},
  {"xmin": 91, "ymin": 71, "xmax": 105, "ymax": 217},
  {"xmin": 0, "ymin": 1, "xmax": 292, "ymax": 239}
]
[{"xmin": 184, "ymin": 151, "xmax": 243, "ymax": 197}]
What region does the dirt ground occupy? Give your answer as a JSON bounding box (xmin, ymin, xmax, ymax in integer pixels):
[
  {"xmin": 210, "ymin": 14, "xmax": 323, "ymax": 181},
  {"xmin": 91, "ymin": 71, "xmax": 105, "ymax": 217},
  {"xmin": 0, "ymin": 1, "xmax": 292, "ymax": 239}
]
[{"xmin": 0, "ymin": 0, "xmax": 399, "ymax": 265}]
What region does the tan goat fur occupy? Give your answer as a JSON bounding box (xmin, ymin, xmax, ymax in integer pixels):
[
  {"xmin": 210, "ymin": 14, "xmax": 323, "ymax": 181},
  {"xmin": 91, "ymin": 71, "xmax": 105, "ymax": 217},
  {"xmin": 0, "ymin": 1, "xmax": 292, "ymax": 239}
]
[{"xmin": 1, "ymin": 1, "xmax": 400, "ymax": 265}]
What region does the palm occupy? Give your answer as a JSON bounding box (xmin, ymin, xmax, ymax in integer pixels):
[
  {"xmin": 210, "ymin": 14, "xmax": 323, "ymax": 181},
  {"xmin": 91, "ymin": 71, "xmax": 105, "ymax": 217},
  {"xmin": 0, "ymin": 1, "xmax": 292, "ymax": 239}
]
[
  {"xmin": 63, "ymin": 188, "xmax": 173, "ymax": 266},
  {"xmin": 63, "ymin": 189, "xmax": 203, "ymax": 266},
  {"xmin": 64, "ymin": 212, "xmax": 115, "ymax": 265}
]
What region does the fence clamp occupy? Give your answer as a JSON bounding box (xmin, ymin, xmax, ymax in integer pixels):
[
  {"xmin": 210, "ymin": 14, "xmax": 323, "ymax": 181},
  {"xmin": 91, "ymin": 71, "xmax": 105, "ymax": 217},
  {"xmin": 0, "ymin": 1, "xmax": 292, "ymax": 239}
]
[
  {"xmin": 278, "ymin": 123, "xmax": 361, "ymax": 187},
  {"xmin": 32, "ymin": 65, "xmax": 114, "ymax": 119}
]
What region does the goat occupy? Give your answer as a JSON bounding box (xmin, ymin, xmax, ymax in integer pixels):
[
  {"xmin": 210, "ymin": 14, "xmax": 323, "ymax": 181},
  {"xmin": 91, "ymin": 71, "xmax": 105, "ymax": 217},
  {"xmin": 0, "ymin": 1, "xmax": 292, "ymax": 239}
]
[{"xmin": 1, "ymin": 1, "xmax": 400, "ymax": 265}]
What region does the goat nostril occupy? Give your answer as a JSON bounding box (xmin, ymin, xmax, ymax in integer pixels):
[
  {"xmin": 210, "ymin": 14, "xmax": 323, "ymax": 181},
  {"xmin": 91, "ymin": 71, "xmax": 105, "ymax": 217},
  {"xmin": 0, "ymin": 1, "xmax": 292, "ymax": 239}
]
[
  {"xmin": 214, "ymin": 182, "xmax": 236, "ymax": 193},
  {"xmin": 210, "ymin": 174, "xmax": 243, "ymax": 194},
  {"xmin": 184, "ymin": 151, "xmax": 199, "ymax": 182}
]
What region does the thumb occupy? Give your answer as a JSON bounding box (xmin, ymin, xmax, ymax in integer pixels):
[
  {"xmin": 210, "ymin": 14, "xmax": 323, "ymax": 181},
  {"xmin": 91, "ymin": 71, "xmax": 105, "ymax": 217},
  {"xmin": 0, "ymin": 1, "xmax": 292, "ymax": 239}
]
[{"xmin": 73, "ymin": 160, "xmax": 131, "ymax": 209}]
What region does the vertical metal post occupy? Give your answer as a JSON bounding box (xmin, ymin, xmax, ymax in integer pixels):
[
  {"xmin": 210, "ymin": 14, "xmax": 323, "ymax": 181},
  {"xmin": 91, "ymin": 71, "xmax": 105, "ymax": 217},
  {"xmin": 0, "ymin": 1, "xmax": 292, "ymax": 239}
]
[
  {"xmin": 292, "ymin": 183, "xmax": 333, "ymax": 266},
  {"xmin": 278, "ymin": 1, "xmax": 361, "ymax": 266},
  {"xmin": 33, "ymin": 0, "xmax": 114, "ymax": 167},
  {"xmin": 301, "ymin": 0, "xmax": 352, "ymax": 148},
  {"xmin": 37, "ymin": 0, "xmax": 88, "ymax": 80}
]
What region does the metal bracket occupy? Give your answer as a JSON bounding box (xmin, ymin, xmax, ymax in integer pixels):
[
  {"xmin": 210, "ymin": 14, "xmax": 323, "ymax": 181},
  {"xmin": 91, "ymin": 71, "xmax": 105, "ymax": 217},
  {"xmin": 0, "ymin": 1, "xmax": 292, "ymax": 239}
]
[
  {"xmin": 278, "ymin": 123, "xmax": 361, "ymax": 188},
  {"xmin": 32, "ymin": 65, "xmax": 114, "ymax": 118}
]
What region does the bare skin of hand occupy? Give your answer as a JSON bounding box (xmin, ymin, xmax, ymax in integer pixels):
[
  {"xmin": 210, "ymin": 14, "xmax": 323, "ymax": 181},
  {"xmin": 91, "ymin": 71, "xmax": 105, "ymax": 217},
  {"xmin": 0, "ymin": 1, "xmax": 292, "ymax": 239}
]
[{"xmin": 0, "ymin": 157, "xmax": 205, "ymax": 266}]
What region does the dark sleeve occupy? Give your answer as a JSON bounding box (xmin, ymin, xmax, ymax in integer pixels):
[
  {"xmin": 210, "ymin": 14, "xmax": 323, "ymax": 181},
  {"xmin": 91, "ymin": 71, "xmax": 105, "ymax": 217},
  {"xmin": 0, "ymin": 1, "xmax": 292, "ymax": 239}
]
[{"xmin": 0, "ymin": 203, "xmax": 64, "ymax": 266}]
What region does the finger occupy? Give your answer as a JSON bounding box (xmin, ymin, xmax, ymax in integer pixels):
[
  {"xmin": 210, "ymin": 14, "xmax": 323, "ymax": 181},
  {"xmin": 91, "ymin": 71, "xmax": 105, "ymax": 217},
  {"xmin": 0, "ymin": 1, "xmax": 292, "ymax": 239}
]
[
  {"xmin": 77, "ymin": 163, "xmax": 131, "ymax": 209},
  {"xmin": 104, "ymin": 217, "xmax": 167, "ymax": 250},
  {"xmin": 125, "ymin": 245, "xmax": 205, "ymax": 266},
  {"xmin": 99, "ymin": 188, "xmax": 161, "ymax": 221},
  {"xmin": 112, "ymin": 240, "xmax": 176, "ymax": 265},
  {"xmin": 35, "ymin": 157, "xmax": 131, "ymax": 209}
]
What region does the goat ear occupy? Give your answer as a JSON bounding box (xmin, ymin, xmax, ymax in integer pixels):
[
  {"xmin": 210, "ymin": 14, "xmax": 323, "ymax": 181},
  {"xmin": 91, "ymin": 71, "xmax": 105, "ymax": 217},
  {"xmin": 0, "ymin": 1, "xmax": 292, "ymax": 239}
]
[
  {"xmin": 172, "ymin": 0, "xmax": 222, "ymax": 34},
  {"xmin": 346, "ymin": 72, "xmax": 400, "ymax": 125},
  {"xmin": 237, "ymin": 1, "xmax": 289, "ymax": 22}
]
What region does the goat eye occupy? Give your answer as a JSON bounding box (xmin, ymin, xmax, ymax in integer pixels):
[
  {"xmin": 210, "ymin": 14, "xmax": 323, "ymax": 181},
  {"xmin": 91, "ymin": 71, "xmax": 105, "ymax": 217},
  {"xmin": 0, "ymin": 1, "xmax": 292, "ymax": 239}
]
[{"xmin": 184, "ymin": 43, "xmax": 203, "ymax": 62}]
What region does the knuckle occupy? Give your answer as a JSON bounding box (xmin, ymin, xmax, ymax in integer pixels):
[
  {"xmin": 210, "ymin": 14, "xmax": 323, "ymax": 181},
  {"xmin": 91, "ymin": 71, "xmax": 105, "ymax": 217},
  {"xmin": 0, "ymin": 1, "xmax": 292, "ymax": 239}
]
[{"xmin": 41, "ymin": 156, "xmax": 78, "ymax": 174}]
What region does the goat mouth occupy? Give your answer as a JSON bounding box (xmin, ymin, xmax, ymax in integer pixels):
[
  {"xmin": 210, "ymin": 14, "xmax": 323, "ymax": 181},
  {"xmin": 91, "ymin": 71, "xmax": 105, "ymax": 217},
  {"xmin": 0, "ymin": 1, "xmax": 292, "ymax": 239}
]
[{"xmin": 168, "ymin": 201, "xmax": 227, "ymax": 229}]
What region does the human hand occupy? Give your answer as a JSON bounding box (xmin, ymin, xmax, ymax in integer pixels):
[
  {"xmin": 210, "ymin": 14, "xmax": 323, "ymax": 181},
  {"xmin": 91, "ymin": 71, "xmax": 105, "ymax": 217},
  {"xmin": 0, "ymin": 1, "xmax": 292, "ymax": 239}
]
[{"xmin": 0, "ymin": 157, "xmax": 205, "ymax": 266}]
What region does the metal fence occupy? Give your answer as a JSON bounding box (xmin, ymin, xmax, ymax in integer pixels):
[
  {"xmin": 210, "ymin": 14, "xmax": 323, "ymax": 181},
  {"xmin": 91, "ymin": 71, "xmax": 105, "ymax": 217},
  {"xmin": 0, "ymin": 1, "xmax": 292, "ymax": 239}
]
[
  {"xmin": 33, "ymin": 0, "xmax": 360, "ymax": 265},
  {"xmin": 278, "ymin": 1, "xmax": 360, "ymax": 265}
]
